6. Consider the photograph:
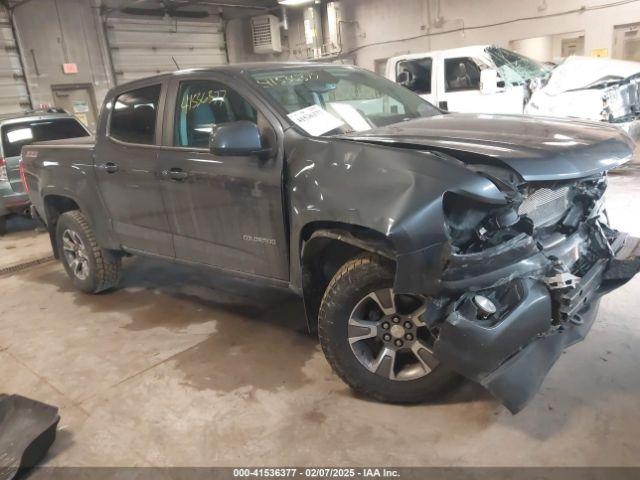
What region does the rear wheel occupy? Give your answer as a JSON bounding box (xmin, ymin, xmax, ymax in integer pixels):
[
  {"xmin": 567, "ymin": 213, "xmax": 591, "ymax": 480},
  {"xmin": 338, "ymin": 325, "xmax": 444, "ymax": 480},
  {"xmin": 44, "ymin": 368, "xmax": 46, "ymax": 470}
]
[
  {"xmin": 0, "ymin": 216, "xmax": 6, "ymax": 236},
  {"xmin": 318, "ymin": 253, "xmax": 461, "ymax": 403},
  {"xmin": 56, "ymin": 210, "xmax": 121, "ymax": 293}
]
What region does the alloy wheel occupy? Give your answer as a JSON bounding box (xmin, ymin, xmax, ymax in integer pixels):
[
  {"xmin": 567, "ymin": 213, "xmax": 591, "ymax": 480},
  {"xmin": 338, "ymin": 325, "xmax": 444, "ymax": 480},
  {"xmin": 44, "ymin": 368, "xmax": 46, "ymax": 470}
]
[
  {"xmin": 347, "ymin": 288, "xmax": 439, "ymax": 381},
  {"xmin": 61, "ymin": 229, "xmax": 90, "ymax": 281}
]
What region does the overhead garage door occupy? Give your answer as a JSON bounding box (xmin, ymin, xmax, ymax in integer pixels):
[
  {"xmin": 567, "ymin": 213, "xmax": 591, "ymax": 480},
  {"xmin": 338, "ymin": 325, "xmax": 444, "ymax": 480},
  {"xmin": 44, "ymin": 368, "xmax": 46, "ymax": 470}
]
[
  {"xmin": 105, "ymin": 16, "xmax": 227, "ymax": 85},
  {"xmin": 0, "ymin": 8, "xmax": 30, "ymax": 114}
]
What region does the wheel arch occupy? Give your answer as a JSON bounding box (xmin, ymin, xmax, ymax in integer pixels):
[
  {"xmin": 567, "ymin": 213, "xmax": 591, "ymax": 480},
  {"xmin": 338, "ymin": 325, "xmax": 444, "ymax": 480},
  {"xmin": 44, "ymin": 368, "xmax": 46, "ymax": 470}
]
[
  {"xmin": 43, "ymin": 194, "xmax": 83, "ymax": 259},
  {"xmin": 299, "ymin": 221, "xmax": 396, "ymax": 332}
]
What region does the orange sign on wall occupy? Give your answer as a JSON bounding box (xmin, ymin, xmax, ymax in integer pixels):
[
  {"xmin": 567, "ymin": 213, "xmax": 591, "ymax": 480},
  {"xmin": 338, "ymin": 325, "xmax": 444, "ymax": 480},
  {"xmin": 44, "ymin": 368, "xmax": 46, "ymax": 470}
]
[
  {"xmin": 590, "ymin": 48, "xmax": 609, "ymax": 58},
  {"xmin": 62, "ymin": 63, "xmax": 78, "ymax": 74}
]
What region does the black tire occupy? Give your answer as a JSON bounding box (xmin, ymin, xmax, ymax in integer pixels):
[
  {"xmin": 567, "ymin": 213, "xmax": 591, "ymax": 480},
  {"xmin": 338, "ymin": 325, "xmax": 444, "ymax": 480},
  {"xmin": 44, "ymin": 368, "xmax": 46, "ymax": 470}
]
[
  {"xmin": 0, "ymin": 216, "xmax": 6, "ymax": 236},
  {"xmin": 56, "ymin": 210, "xmax": 121, "ymax": 293},
  {"xmin": 318, "ymin": 253, "xmax": 461, "ymax": 404}
]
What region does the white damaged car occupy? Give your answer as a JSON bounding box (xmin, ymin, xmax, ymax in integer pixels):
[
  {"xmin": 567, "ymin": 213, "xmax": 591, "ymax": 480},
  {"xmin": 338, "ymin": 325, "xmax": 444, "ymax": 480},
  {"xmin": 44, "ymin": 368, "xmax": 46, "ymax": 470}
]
[
  {"xmin": 386, "ymin": 45, "xmax": 640, "ymax": 140},
  {"xmin": 525, "ymin": 55, "xmax": 640, "ymax": 139}
]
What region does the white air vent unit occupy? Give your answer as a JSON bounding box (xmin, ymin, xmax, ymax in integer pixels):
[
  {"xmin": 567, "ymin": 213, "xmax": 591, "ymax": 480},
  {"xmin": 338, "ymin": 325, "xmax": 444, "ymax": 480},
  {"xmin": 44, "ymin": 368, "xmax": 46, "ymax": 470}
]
[{"xmin": 251, "ymin": 15, "xmax": 282, "ymax": 54}]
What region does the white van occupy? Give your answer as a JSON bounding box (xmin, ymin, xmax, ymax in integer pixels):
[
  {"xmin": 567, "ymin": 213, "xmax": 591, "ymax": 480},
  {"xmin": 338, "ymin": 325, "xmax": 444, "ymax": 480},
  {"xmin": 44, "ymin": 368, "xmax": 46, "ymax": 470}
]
[{"xmin": 386, "ymin": 45, "xmax": 640, "ymax": 139}]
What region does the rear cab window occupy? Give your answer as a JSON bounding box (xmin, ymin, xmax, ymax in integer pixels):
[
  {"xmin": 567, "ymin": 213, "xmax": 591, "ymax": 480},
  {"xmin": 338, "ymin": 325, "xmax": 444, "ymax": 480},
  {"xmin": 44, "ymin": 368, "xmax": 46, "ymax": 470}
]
[
  {"xmin": 109, "ymin": 84, "xmax": 162, "ymax": 145},
  {"xmin": 1, "ymin": 118, "xmax": 89, "ymax": 158},
  {"xmin": 396, "ymin": 58, "xmax": 433, "ymax": 94}
]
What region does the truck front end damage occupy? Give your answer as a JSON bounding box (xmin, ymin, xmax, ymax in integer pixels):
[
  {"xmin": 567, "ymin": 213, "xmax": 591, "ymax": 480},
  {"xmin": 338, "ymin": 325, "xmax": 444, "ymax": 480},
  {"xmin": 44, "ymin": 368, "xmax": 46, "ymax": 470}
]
[{"xmin": 396, "ymin": 172, "xmax": 640, "ymax": 413}]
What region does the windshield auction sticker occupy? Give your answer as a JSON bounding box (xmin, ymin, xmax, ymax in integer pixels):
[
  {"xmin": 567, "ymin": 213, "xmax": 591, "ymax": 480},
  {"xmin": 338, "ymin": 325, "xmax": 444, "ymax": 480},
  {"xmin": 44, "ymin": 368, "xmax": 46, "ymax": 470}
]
[{"xmin": 288, "ymin": 105, "xmax": 344, "ymax": 136}]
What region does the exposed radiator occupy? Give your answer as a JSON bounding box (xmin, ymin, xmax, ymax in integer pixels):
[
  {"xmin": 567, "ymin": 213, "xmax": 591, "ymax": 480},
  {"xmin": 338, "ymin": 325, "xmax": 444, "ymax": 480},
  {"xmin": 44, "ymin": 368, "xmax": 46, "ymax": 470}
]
[{"xmin": 518, "ymin": 186, "xmax": 570, "ymax": 228}]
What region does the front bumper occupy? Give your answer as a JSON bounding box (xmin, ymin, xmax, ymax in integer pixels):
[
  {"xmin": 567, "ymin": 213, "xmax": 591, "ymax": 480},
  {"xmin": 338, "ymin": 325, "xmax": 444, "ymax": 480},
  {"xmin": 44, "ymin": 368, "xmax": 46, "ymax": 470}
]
[{"xmin": 431, "ymin": 225, "xmax": 640, "ymax": 413}]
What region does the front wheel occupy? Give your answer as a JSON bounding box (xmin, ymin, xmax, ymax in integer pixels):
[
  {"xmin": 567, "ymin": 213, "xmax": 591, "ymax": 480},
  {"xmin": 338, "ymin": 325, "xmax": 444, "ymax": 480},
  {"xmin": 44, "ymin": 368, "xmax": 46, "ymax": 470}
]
[
  {"xmin": 56, "ymin": 210, "xmax": 121, "ymax": 293},
  {"xmin": 318, "ymin": 253, "xmax": 461, "ymax": 403}
]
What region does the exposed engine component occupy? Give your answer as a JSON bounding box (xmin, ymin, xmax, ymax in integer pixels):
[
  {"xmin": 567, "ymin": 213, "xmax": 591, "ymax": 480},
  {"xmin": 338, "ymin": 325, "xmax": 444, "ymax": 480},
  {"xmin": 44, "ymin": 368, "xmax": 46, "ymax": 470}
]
[
  {"xmin": 444, "ymin": 174, "xmax": 609, "ymax": 257},
  {"xmin": 518, "ymin": 185, "xmax": 570, "ymax": 228},
  {"xmin": 545, "ymin": 272, "xmax": 580, "ymax": 290}
]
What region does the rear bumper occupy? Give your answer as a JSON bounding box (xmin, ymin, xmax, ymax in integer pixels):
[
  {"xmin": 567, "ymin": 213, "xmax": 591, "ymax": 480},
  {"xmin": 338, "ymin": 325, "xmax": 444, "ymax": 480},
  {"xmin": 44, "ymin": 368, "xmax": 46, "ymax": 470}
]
[
  {"xmin": 432, "ymin": 225, "xmax": 640, "ymax": 413},
  {"xmin": 0, "ymin": 187, "xmax": 30, "ymax": 217}
]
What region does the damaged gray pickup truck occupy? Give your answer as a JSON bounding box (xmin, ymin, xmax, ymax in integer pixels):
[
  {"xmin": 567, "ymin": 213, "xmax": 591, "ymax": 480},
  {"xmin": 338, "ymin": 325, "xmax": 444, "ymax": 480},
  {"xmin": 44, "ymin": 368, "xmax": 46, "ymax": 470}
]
[{"xmin": 21, "ymin": 63, "xmax": 640, "ymax": 413}]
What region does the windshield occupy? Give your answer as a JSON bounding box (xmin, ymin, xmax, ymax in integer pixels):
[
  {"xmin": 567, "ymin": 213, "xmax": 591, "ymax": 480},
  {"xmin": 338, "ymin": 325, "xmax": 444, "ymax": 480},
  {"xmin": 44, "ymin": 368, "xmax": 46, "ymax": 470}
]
[
  {"xmin": 485, "ymin": 47, "xmax": 550, "ymax": 85},
  {"xmin": 249, "ymin": 66, "xmax": 439, "ymax": 136}
]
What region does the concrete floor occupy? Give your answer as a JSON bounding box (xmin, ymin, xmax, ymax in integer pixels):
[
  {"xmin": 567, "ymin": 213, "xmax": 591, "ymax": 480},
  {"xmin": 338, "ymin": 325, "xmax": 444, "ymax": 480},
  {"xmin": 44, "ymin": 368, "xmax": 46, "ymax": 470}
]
[
  {"xmin": 1, "ymin": 169, "xmax": 640, "ymax": 467},
  {"xmin": 0, "ymin": 216, "xmax": 52, "ymax": 270}
]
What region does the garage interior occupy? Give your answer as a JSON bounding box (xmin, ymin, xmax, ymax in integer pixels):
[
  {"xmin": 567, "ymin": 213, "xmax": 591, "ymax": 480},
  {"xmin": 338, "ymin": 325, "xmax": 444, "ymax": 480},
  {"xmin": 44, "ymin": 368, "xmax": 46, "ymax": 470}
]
[{"xmin": 1, "ymin": 0, "xmax": 640, "ymax": 472}]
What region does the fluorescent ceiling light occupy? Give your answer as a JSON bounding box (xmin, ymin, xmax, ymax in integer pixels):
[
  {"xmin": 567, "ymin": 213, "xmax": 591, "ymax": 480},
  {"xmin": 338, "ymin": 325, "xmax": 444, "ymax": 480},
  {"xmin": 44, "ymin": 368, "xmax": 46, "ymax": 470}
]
[{"xmin": 278, "ymin": 0, "xmax": 315, "ymax": 5}]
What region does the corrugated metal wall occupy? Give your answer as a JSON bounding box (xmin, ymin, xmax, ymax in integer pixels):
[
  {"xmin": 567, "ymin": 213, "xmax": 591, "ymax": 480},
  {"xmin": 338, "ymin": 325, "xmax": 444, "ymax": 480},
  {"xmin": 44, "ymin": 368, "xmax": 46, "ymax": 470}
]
[
  {"xmin": 0, "ymin": 7, "xmax": 30, "ymax": 114},
  {"xmin": 12, "ymin": 0, "xmax": 113, "ymax": 111},
  {"xmin": 105, "ymin": 16, "xmax": 227, "ymax": 84}
]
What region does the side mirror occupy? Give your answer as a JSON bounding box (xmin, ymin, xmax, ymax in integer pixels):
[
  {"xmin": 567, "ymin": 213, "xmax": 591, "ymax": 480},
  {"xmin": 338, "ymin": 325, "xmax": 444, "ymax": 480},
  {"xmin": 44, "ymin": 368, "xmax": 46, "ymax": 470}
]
[
  {"xmin": 480, "ymin": 68, "xmax": 502, "ymax": 95},
  {"xmin": 209, "ymin": 121, "xmax": 271, "ymax": 157}
]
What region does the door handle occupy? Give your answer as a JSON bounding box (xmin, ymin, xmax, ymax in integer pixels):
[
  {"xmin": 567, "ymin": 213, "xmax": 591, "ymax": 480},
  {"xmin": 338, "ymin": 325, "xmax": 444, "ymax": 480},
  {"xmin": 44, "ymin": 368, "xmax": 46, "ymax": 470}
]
[
  {"xmin": 103, "ymin": 162, "xmax": 119, "ymax": 174},
  {"xmin": 163, "ymin": 168, "xmax": 189, "ymax": 181},
  {"xmin": 438, "ymin": 101, "xmax": 448, "ymax": 111}
]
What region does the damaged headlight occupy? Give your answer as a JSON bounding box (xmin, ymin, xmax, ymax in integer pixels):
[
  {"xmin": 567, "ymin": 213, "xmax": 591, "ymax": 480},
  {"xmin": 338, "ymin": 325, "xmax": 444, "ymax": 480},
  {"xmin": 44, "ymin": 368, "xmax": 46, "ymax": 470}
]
[
  {"xmin": 443, "ymin": 165, "xmax": 610, "ymax": 254},
  {"xmin": 443, "ymin": 191, "xmax": 530, "ymax": 253}
]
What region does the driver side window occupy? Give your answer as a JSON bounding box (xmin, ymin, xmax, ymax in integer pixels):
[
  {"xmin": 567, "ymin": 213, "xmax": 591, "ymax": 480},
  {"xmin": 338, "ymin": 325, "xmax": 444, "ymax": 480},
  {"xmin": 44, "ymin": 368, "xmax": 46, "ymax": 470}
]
[
  {"xmin": 444, "ymin": 57, "xmax": 481, "ymax": 92},
  {"xmin": 174, "ymin": 80, "xmax": 257, "ymax": 148}
]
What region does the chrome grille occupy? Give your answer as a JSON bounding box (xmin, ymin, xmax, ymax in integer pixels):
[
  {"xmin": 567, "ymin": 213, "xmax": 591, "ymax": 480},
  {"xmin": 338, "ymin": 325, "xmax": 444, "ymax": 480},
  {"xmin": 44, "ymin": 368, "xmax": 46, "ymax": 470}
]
[{"xmin": 518, "ymin": 186, "xmax": 570, "ymax": 228}]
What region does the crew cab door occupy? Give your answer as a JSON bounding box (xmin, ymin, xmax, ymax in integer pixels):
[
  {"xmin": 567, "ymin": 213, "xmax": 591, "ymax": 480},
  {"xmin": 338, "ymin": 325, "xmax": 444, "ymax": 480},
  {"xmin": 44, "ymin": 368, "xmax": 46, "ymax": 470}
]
[
  {"xmin": 157, "ymin": 74, "xmax": 289, "ymax": 280},
  {"xmin": 94, "ymin": 82, "xmax": 174, "ymax": 257}
]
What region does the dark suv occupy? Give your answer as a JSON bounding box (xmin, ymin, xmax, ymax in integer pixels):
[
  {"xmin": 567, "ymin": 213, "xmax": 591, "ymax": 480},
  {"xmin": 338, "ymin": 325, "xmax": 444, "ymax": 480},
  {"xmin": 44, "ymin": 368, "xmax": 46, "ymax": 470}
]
[{"xmin": 0, "ymin": 109, "xmax": 90, "ymax": 235}]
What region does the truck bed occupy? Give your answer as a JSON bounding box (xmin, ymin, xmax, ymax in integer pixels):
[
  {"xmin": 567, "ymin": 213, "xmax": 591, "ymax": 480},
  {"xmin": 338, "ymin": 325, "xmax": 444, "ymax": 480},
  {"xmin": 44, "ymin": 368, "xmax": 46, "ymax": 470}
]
[{"xmin": 21, "ymin": 136, "xmax": 99, "ymax": 232}]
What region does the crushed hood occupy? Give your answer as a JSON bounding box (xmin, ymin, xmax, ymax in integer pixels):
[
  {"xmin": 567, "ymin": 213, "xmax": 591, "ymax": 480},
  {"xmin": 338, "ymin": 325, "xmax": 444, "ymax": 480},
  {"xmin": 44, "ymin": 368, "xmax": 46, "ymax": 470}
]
[
  {"xmin": 543, "ymin": 56, "xmax": 640, "ymax": 95},
  {"xmin": 341, "ymin": 113, "xmax": 635, "ymax": 182}
]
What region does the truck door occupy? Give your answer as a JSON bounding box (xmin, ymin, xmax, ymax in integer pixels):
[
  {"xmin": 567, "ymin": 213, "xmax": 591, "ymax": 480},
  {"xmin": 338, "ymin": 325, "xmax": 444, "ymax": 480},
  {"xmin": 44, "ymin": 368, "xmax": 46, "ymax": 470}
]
[
  {"xmin": 157, "ymin": 75, "xmax": 289, "ymax": 280},
  {"xmin": 393, "ymin": 57, "xmax": 436, "ymax": 105},
  {"xmin": 94, "ymin": 82, "xmax": 174, "ymax": 258},
  {"xmin": 438, "ymin": 56, "xmax": 522, "ymax": 114}
]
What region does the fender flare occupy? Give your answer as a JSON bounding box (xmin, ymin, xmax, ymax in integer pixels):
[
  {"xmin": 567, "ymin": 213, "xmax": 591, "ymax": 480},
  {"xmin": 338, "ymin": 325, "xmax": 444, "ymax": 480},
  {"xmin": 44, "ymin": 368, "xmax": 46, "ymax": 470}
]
[
  {"xmin": 299, "ymin": 227, "xmax": 396, "ymax": 332},
  {"xmin": 302, "ymin": 228, "xmax": 395, "ymax": 260}
]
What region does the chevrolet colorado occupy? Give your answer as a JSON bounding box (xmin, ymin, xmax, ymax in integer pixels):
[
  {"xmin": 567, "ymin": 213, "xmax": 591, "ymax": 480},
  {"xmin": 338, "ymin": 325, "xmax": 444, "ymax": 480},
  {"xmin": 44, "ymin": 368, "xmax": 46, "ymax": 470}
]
[{"xmin": 21, "ymin": 63, "xmax": 640, "ymax": 413}]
